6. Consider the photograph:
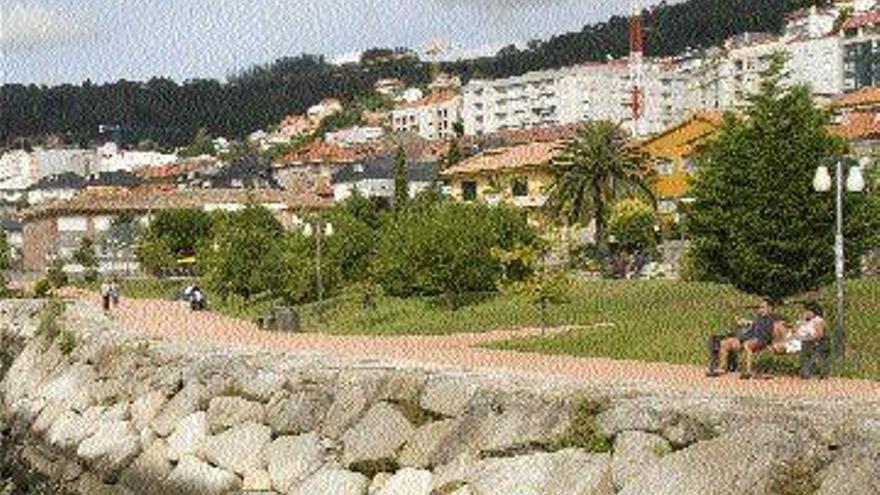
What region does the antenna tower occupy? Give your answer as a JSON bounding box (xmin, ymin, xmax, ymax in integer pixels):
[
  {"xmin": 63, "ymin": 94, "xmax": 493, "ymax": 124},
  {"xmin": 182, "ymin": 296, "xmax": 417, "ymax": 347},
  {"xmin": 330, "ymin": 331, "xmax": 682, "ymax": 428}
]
[{"xmin": 629, "ymin": 0, "xmax": 645, "ymax": 136}]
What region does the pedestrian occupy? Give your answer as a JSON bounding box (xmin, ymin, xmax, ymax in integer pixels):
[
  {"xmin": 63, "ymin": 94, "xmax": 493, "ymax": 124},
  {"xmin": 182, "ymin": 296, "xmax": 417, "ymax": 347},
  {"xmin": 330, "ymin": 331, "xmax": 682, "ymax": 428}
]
[
  {"xmin": 100, "ymin": 279, "xmax": 111, "ymax": 312},
  {"xmin": 109, "ymin": 278, "xmax": 120, "ymax": 308}
]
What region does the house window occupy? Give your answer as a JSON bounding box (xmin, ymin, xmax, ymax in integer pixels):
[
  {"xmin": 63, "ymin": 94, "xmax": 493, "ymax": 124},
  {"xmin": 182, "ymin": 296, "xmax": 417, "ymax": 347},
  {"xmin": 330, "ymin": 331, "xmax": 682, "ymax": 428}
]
[
  {"xmin": 461, "ymin": 181, "xmax": 477, "ymax": 201},
  {"xmin": 656, "ymin": 159, "xmax": 674, "ymax": 176},
  {"xmin": 658, "ymin": 200, "xmax": 677, "ymax": 214},
  {"xmin": 682, "ymin": 157, "xmax": 698, "ymax": 174},
  {"xmin": 511, "ymin": 178, "xmax": 528, "ymax": 197}
]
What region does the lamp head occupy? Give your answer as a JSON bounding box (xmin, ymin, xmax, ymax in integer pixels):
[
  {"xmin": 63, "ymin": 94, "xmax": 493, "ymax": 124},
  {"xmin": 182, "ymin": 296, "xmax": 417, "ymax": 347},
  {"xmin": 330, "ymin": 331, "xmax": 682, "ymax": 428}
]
[
  {"xmin": 813, "ymin": 165, "xmax": 832, "ymax": 192},
  {"xmin": 847, "ymin": 165, "xmax": 865, "ymax": 192}
]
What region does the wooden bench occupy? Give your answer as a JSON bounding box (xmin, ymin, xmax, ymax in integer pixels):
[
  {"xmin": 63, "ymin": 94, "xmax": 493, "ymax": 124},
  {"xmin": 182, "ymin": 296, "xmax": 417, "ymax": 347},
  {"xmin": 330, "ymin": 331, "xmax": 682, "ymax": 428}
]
[{"xmin": 755, "ymin": 336, "xmax": 831, "ymax": 379}]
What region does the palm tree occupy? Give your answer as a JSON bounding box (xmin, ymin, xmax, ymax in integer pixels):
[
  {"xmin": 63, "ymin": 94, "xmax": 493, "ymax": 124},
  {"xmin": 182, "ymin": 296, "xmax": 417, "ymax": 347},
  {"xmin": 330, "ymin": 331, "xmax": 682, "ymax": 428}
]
[{"xmin": 545, "ymin": 121, "xmax": 654, "ymax": 251}]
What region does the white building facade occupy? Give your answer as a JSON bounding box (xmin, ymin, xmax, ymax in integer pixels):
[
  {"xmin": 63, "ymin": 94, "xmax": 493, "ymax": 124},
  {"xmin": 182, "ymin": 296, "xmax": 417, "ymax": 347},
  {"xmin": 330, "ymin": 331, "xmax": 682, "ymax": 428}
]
[{"xmin": 391, "ymin": 92, "xmax": 461, "ymax": 140}]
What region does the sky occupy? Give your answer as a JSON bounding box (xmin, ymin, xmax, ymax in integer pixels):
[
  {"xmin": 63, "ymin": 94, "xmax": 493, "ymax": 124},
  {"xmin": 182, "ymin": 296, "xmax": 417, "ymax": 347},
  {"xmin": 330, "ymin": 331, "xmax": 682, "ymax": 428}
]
[{"xmin": 1, "ymin": 0, "xmax": 640, "ymax": 85}]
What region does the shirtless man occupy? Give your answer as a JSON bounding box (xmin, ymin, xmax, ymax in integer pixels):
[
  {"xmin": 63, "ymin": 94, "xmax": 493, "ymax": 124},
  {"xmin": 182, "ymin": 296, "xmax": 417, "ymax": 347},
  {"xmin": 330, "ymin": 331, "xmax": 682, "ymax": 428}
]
[{"xmin": 708, "ymin": 299, "xmax": 783, "ymax": 379}]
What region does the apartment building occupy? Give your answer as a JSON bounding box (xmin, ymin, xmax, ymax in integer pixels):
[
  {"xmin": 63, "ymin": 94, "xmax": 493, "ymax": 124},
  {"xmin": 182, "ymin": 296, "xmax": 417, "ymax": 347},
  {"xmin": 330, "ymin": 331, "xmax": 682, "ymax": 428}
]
[{"xmin": 391, "ymin": 90, "xmax": 461, "ymax": 140}]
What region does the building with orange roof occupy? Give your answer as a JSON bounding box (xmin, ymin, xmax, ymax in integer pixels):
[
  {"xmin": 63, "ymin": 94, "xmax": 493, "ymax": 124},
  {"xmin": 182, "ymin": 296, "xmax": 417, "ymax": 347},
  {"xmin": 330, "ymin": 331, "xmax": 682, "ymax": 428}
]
[
  {"xmin": 391, "ymin": 90, "xmax": 461, "ymax": 140},
  {"xmin": 20, "ymin": 187, "xmax": 331, "ymax": 273},
  {"xmin": 639, "ymin": 112, "xmax": 723, "ymax": 223},
  {"xmin": 442, "ymin": 141, "xmax": 560, "ymax": 217}
]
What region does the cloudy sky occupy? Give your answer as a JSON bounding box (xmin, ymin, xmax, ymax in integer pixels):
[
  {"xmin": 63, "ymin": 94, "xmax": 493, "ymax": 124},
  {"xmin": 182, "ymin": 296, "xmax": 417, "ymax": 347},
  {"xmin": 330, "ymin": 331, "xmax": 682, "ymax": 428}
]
[{"xmin": 2, "ymin": 0, "xmax": 638, "ymax": 85}]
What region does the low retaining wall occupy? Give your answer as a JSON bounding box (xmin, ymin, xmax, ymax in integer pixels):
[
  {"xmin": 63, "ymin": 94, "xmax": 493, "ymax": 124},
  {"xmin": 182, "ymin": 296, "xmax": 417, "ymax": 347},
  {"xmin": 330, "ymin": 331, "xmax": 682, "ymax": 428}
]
[{"xmin": 1, "ymin": 299, "xmax": 878, "ymax": 495}]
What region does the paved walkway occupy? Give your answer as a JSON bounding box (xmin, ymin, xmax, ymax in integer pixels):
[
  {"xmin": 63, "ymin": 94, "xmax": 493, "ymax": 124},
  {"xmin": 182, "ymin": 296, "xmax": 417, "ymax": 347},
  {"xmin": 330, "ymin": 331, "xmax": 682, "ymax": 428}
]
[{"xmin": 62, "ymin": 289, "xmax": 880, "ymax": 401}]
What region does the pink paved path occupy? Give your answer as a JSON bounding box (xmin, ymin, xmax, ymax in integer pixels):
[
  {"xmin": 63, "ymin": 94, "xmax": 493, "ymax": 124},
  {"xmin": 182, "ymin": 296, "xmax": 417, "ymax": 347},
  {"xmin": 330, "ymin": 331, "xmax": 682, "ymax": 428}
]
[{"xmin": 64, "ymin": 289, "xmax": 880, "ymax": 402}]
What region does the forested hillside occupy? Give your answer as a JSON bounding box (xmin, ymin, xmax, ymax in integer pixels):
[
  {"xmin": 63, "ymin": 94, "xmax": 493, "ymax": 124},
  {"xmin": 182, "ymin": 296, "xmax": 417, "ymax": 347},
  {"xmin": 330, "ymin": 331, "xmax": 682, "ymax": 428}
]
[{"xmin": 0, "ymin": 0, "xmax": 826, "ymax": 148}]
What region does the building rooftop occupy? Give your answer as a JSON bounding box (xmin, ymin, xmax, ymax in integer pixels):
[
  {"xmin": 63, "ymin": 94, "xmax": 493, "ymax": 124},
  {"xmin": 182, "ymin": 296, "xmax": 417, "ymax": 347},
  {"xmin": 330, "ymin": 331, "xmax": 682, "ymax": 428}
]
[
  {"xmin": 331, "ymin": 157, "xmax": 437, "ymax": 184},
  {"xmin": 829, "ymin": 110, "xmax": 880, "ymax": 141},
  {"xmin": 22, "ymin": 187, "xmax": 331, "ymax": 220},
  {"xmin": 833, "ymin": 87, "xmax": 880, "ymax": 108},
  {"xmin": 442, "ymin": 141, "xmax": 560, "ymax": 176},
  {"xmin": 27, "ymin": 172, "xmax": 85, "ymax": 191}
]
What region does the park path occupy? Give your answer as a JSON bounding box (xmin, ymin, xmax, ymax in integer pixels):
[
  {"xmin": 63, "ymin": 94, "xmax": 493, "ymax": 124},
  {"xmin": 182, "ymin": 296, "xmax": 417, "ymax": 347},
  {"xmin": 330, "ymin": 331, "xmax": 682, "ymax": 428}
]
[{"xmin": 61, "ymin": 289, "xmax": 880, "ymax": 402}]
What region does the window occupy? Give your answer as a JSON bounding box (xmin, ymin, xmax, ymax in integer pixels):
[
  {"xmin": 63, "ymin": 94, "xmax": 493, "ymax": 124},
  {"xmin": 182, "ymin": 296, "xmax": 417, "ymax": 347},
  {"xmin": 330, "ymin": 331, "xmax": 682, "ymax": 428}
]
[
  {"xmin": 461, "ymin": 181, "xmax": 477, "ymax": 201},
  {"xmin": 658, "ymin": 200, "xmax": 677, "ymax": 214},
  {"xmin": 656, "ymin": 159, "xmax": 674, "ymax": 176},
  {"xmin": 511, "ymin": 178, "xmax": 528, "ymax": 197},
  {"xmin": 682, "ymin": 157, "xmax": 698, "ymax": 174}
]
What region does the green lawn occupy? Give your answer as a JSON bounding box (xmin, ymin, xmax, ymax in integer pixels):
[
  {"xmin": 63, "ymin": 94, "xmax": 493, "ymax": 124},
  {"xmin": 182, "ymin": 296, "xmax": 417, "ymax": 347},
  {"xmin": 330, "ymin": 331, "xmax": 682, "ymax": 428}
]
[{"xmin": 88, "ymin": 276, "xmax": 880, "ymax": 380}]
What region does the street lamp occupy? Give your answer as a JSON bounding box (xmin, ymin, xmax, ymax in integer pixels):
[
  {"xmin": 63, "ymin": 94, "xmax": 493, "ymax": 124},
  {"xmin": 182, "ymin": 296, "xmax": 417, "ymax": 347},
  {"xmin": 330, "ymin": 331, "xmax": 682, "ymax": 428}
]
[
  {"xmin": 303, "ymin": 218, "xmax": 334, "ymax": 307},
  {"xmin": 813, "ymin": 156, "xmax": 867, "ymax": 358}
]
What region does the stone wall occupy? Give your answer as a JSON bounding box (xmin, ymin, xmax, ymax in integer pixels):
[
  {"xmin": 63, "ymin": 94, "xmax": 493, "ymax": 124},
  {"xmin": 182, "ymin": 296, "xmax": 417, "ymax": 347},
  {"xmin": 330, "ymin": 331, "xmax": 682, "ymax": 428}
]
[{"xmin": 1, "ymin": 299, "xmax": 878, "ymax": 495}]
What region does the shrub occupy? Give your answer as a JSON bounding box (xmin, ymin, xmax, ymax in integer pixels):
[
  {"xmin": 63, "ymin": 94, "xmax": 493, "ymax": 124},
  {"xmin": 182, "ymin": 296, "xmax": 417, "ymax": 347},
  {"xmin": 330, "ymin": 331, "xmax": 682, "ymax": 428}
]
[
  {"xmin": 34, "ymin": 278, "xmax": 51, "ymax": 298},
  {"xmin": 199, "ymin": 203, "xmax": 285, "ymax": 301},
  {"xmin": 58, "ymin": 328, "xmax": 76, "ymax": 354},
  {"xmin": 46, "ymin": 259, "xmax": 68, "ymax": 288},
  {"xmin": 36, "ymin": 299, "xmax": 66, "ymax": 341},
  {"xmin": 373, "ymin": 199, "xmax": 539, "ymax": 301},
  {"xmin": 608, "ymin": 198, "xmax": 658, "ymax": 254},
  {"xmin": 136, "ymin": 231, "xmax": 176, "ymax": 277}
]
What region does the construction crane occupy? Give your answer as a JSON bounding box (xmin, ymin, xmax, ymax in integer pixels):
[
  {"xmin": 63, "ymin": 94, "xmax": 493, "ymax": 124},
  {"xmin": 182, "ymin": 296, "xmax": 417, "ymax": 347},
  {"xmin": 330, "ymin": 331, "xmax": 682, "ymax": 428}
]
[{"xmin": 628, "ymin": 0, "xmax": 645, "ymax": 137}]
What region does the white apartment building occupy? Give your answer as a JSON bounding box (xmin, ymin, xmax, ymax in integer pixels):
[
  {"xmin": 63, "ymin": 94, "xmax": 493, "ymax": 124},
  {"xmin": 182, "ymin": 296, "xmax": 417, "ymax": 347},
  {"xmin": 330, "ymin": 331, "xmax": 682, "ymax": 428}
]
[
  {"xmin": 391, "ymin": 91, "xmax": 461, "ymax": 140},
  {"xmin": 95, "ymin": 142, "xmax": 177, "ymax": 172},
  {"xmin": 461, "ymin": 61, "xmax": 686, "ymax": 138}
]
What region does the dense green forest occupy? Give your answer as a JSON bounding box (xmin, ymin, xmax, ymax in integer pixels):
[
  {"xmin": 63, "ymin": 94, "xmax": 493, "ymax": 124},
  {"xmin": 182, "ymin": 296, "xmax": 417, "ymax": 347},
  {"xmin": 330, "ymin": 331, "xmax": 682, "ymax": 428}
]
[{"xmin": 0, "ymin": 0, "xmax": 826, "ymax": 148}]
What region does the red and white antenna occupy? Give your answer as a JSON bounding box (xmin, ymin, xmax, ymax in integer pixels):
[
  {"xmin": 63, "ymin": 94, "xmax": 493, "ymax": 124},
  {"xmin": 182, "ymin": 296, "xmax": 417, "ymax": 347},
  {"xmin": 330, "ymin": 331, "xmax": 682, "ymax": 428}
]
[{"xmin": 628, "ymin": 0, "xmax": 645, "ymax": 136}]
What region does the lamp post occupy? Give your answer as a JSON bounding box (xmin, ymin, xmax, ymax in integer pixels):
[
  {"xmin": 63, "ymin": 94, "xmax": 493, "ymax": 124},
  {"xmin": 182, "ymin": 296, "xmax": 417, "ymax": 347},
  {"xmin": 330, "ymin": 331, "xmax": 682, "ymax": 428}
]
[
  {"xmin": 303, "ymin": 218, "xmax": 334, "ymax": 307},
  {"xmin": 813, "ymin": 156, "xmax": 867, "ymax": 358}
]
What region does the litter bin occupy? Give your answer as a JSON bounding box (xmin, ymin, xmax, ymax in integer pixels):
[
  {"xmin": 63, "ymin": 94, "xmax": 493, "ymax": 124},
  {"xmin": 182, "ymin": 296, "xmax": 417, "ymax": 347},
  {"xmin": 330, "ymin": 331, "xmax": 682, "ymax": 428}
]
[{"xmin": 257, "ymin": 307, "xmax": 300, "ymax": 332}]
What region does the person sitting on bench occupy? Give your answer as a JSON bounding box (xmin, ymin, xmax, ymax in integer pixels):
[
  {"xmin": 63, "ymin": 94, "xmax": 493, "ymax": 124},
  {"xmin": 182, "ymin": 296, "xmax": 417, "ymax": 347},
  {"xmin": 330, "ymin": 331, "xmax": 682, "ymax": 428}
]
[
  {"xmin": 771, "ymin": 302, "xmax": 825, "ymax": 355},
  {"xmin": 708, "ymin": 298, "xmax": 783, "ymax": 379}
]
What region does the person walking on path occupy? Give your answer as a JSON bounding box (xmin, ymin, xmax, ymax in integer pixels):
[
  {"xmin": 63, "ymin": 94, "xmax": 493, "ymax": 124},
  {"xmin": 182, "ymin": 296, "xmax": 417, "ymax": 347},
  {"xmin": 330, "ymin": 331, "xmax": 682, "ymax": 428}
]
[
  {"xmin": 109, "ymin": 278, "xmax": 121, "ymax": 309},
  {"xmin": 100, "ymin": 280, "xmax": 112, "ymax": 312}
]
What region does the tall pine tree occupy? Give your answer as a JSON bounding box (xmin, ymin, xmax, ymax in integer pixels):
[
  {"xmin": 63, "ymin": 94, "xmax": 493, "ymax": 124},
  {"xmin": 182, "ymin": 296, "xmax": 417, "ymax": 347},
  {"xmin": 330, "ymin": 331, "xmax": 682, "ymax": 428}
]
[
  {"xmin": 393, "ymin": 145, "xmax": 408, "ymax": 209},
  {"xmin": 688, "ymin": 56, "xmax": 880, "ymax": 302}
]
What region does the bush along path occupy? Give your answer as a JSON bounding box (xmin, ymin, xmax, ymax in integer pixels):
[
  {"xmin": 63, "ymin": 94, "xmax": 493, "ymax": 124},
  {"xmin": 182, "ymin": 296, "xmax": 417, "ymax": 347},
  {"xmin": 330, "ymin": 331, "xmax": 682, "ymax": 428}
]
[{"xmin": 58, "ymin": 288, "xmax": 880, "ymax": 401}]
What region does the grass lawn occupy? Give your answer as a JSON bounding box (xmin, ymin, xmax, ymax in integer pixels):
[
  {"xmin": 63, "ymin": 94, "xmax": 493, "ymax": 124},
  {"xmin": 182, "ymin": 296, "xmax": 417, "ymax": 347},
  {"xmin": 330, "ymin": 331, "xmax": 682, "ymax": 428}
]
[{"xmin": 86, "ymin": 276, "xmax": 879, "ymax": 380}]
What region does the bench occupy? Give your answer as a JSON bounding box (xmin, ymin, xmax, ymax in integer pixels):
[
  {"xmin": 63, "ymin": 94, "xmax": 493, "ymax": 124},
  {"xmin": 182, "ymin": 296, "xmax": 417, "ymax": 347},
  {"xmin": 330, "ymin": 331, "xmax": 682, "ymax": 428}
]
[
  {"xmin": 756, "ymin": 336, "xmax": 831, "ymax": 379},
  {"xmin": 255, "ymin": 307, "xmax": 300, "ymax": 332}
]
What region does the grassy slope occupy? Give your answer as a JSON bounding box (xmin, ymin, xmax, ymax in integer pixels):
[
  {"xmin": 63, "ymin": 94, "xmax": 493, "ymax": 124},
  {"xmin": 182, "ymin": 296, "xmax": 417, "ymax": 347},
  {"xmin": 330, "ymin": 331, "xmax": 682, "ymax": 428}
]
[{"xmin": 99, "ymin": 277, "xmax": 879, "ymax": 379}]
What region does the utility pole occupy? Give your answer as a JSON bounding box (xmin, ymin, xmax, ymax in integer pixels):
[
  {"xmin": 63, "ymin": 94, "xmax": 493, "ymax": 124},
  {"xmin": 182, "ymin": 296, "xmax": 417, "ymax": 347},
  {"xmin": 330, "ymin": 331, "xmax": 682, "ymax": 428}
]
[{"xmin": 628, "ymin": 0, "xmax": 645, "ymax": 137}]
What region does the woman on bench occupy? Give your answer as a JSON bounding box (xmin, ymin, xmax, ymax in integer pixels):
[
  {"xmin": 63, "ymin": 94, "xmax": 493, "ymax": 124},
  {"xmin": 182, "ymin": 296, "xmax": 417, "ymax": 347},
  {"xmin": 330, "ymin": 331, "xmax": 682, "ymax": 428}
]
[{"xmin": 771, "ymin": 302, "xmax": 826, "ymax": 355}]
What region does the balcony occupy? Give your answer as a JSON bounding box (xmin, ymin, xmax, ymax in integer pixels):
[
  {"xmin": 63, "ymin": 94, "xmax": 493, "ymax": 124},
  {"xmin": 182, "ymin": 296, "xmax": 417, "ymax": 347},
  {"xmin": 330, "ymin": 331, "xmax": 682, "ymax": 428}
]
[{"xmin": 512, "ymin": 195, "xmax": 547, "ymax": 208}]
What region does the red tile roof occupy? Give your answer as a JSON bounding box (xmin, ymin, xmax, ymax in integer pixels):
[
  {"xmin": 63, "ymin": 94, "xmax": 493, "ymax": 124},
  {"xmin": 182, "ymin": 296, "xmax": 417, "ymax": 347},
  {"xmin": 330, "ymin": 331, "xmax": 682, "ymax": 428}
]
[
  {"xmin": 22, "ymin": 187, "xmax": 331, "ymax": 220},
  {"xmin": 442, "ymin": 141, "xmax": 560, "ymax": 176},
  {"xmin": 395, "ymin": 90, "xmax": 459, "ymax": 110},
  {"xmin": 828, "ymin": 110, "xmax": 880, "ymax": 141},
  {"xmin": 833, "ymin": 87, "xmax": 880, "ymax": 109},
  {"xmin": 842, "ymin": 11, "xmax": 880, "ymax": 29}
]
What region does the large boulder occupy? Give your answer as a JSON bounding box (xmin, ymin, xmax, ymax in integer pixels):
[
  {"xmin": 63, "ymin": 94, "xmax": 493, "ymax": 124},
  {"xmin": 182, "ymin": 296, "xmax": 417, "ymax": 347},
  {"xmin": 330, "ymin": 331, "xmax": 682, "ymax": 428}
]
[
  {"xmin": 203, "ymin": 421, "xmax": 272, "ymax": 475},
  {"xmin": 618, "ymin": 424, "xmax": 822, "ymax": 495},
  {"xmin": 466, "ymin": 392, "xmax": 572, "ymax": 455},
  {"xmin": 165, "ymin": 455, "xmax": 241, "ymax": 495},
  {"xmin": 36, "ymin": 363, "xmax": 96, "ymax": 414},
  {"xmin": 420, "ymin": 377, "xmax": 478, "ymax": 417},
  {"xmin": 266, "ymin": 390, "xmax": 333, "ymax": 435},
  {"xmin": 206, "ymin": 396, "xmax": 265, "ymax": 433},
  {"xmin": 166, "ymin": 411, "xmax": 208, "ymax": 461},
  {"xmin": 290, "ymin": 466, "xmax": 369, "ymax": 495},
  {"xmin": 266, "ymin": 432, "xmax": 324, "ymax": 493},
  {"xmin": 76, "ymin": 420, "xmax": 142, "ymax": 481},
  {"xmin": 130, "ymin": 390, "xmax": 167, "ymax": 430},
  {"xmin": 46, "ymin": 406, "xmax": 106, "ymax": 452},
  {"xmin": 611, "ymin": 431, "xmax": 671, "ymax": 490},
  {"xmin": 238, "ymin": 370, "xmax": 287, "ymax": 402},
  {"xmin": 815, "ymin": 442, "xmax": 880, "ymax": 495},
  {"xmin": 433, "ymin": 449, "xmax": 613, "ymax": 495},
  {"xmin": 150, "ymin": 382, "xmax": 209, "ymax": 437},
  {"xmin": 118, "ymin": 438, "xmax": 174, "ymax": 491},
  {"xmin": 398, "ymin": 419, "xmax": 461, "ymax": 468},
  {"xmin": 375, "ymin": 468, "xmax": 433, "ymax": 495},
  {"xmin": 341, "ymin": 402, "xmax": 415, "ymax": 469},
  {"xmin": 322, "ymin": 373, "xmax": 385, "ymax": 438}
]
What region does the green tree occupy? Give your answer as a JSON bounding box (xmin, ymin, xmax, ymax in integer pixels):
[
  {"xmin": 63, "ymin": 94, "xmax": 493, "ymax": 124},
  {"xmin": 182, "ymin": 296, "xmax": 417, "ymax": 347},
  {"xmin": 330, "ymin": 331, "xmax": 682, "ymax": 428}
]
[
  {"xmin": 608, "ymin": 198, "xmax": 658, "ymax": 254},
  {"xmin": 199, "ymin": 204, "xmax": 285, "ymax": 300},
  {"xmin": 373, "ymin": 199, "xmax": 539, "ymax": 304},
  {"xmin": 0, "ymin": 231, "xmax": 10, "ymax": 272},
  {"xmin": 135, "ymin": 232, "xmax": 176, "ymax": 277},
  {"xmin": 393, "ymin": 145, "xmax": 408, "ymax": 209},
  {"xmin": 179, "ymin": 127, "xmax": 216, "ymax": 157},
  {"xmin": 73, "ymin": 237, "xmax": 99, "ymax": 281},
  {"xmin": 688, "ymin": 58, "xmax": 880, "ymax": 302},
  {"xmin": 148, "ymin": 209, "xmax": 214, "ymax": 258},
  {"xmin": 546, "ymin": 121, "xmax": 654, "ymax": 251}
]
